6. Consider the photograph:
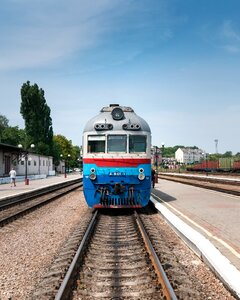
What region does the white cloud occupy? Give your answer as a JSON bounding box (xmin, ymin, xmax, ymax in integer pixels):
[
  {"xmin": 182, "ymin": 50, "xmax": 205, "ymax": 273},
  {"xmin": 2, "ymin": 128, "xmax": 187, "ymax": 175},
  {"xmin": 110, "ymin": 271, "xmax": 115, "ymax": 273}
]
[
  {"xmin": 200, "ymin": 20, "xmax": 240, "ymax": 54},
  {"xmin": 219, "ymin": 20, "xmax": 240, "ymax": 53},
  {"xmin": 0, "ymin": 0, "xmax": 178, "ymax": 72},
  {"xmin": 0, "ymin": 0, "xmax": 122, "ymax": 71},
  {"xmin": 0, "ymin": 25, "xmax": 97, "ymax": 70},
  {"xmin": 221, "ymin": 45, "xmax": 240, "ymax": 53},
  {"xmin": 222, "ymin": 20, "xmax": 240, "ymax": 42}
]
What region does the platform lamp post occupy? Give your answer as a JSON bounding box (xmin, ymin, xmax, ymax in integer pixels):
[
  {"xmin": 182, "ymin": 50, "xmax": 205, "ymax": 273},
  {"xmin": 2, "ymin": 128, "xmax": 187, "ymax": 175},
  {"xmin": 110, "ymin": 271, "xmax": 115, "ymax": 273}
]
[
  {"xmin": 67, "ymin": 154, "xmax": 71, "ymax": 173},
  {"xmin": 77, "ymin": 157, "xmax": 82, "ymax": 172},
  {"xmin": 161, "ymin": 142, "xmax": 165, "ymax": 169},
  {"xmin": 154, "ymin": 146, "xmax": 159, "ymax": 183},
  {"xmin": 60, "ymin": 153, "xmax": 71, "ymax": 178},
  {"xmin": 80, "ymin": 146, "xmax": 83, "ymax": 169},
  {"xmin": 60, "ymin": 154, "xmax": 66, "ymax": 178},
  {"xmin": 205, "ymin": 153, "xmax": 208, "ymax": 176},
  {"xmin": 18, "ymin": 143, "xmax": 35, "ymax": 185}
]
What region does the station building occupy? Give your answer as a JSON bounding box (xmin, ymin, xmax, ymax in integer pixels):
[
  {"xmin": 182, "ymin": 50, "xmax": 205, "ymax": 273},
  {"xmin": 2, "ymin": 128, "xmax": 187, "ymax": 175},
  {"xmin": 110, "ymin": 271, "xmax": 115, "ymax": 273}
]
[{"xmin": 0, "ymin": 142, "xmax": 54, "ymax": 177}]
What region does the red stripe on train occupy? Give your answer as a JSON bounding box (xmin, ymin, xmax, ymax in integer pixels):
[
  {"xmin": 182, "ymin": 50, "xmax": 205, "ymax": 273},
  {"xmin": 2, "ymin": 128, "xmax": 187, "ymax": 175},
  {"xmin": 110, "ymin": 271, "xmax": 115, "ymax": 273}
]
[{"xmin": 83, "ymin": 158, "xmax": 151, "ymax": 167}]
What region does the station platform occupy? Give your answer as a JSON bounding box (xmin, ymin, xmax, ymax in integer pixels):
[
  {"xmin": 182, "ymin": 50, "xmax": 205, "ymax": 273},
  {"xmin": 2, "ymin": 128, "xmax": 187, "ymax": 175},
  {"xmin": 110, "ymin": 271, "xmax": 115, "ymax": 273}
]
[
  {"xmin": 152, "ymin": 179, "xmax": 240, "ymax": 298},
  {"xmin": 0, "ymin": 174, "xmax": 82, "ymax": 201}
]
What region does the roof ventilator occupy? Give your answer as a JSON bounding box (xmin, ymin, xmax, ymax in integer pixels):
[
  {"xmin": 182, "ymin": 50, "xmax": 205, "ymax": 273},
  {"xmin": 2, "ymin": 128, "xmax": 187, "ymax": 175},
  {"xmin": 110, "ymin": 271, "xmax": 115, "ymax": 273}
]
[
  {"xmin": 95, "ymin": 123, "xmax": 113, "ymax": 130},
  {"xmin": 122, "ymin": 123, "xmax": 141, "ymax": 130}
]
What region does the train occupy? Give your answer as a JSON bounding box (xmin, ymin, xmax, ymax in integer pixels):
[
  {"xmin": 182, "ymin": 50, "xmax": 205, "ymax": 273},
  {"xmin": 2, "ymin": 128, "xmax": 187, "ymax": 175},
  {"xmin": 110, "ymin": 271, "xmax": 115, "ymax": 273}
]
[
  {"xmin": 186, "ymin": 158, "xmax": 240, "ymax": 173},
  {"xmin": 82, "ymin": 104, "xmax": 152, "ymax": 208}
]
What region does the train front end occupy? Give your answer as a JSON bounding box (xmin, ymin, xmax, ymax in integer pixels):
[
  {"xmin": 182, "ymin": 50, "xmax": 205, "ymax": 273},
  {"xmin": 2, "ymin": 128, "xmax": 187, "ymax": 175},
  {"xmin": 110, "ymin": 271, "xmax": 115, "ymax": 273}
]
[{"xmin": 82, "ymin": 104, "xmax": 151, "ymax": 208}]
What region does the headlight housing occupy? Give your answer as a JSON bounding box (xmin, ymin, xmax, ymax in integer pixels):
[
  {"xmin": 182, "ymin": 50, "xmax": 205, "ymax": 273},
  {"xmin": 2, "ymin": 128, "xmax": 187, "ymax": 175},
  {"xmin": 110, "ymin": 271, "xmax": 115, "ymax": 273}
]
[
  {"xmin": 90, "ymin": 173, "xmax": 97, "ymax": 180},
  {"xmin": 138, "ymin": 173, "xmax": 145, "ymax": 180}
]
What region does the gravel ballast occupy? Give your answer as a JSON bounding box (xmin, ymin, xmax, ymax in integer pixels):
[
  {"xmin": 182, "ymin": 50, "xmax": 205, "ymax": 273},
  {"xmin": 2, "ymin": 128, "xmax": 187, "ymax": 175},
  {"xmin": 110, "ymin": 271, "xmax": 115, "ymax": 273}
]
[{"xmin": 0, "ymin": 188, "xmax": 88, "ymax": 300}]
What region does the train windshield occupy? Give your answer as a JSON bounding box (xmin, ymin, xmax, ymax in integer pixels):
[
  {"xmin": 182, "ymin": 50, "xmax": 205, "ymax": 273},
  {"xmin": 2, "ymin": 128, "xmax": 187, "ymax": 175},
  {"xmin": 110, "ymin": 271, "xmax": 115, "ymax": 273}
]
[
  {"xmin": 107, "ymin": 135, "xmax": 127, "ymax": 152},
  {"xmin": 129, "ymin": 135, "xmax": 146, "ymax": 152},
  {"xmin": 88, "ymin": 135, "xmax": 105, "ymax": 153}
]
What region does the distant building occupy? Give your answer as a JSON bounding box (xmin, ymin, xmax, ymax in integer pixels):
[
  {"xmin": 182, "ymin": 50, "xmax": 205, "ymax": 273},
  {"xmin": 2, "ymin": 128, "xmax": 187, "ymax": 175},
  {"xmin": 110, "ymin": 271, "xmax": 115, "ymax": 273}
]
[
  {"xmin": 56, "ymin": 160, "xmax": 65, "ymax": 174},
  {"xmin": 175, "ymin": 147, "xmax": 205, "ymax": 164}
]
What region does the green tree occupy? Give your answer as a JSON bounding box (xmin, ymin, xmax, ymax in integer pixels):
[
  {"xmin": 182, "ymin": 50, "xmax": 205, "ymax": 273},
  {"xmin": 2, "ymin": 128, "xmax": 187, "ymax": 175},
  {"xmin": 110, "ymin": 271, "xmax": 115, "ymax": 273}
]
[
  {"xmin": 222, "ymin": 151, "xmax": 233, "ymax": 158},
  {"xmin": 53, "ymin": 135, "xmax": 73, "ymax": 166},
  {"xmin": 0, "ymin": 114, "xmax": 9, "ymax": 142},
  {"xmin": 71, "ymin": 145, "xmax": 81, "ymax": 168},
  {"xmin": 20, "ymin": 81, "xmax": 53, "ymax": 155},
  {"xmin": 208, "ymin": 153, "xmax": 222, "ymax": 161},
  {"xmin": 161, "ymin": 145, "xmax": 185, "ymax": 158},
  {"xmin": 54, "ymin": 135, "xmax": 72, "ymax": 156},
  {"xmin": 53, "ymin": 135, "xmax": 81, "ymax": 169},
  {"xmin": 1, "ymin": 126, "xmax": 26, "ymax": 146}
]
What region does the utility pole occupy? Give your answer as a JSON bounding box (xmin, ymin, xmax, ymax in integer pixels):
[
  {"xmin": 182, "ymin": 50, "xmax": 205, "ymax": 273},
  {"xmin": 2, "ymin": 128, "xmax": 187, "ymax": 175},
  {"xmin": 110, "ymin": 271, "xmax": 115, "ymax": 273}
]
[{"xmin": 214, "ymin": 139, "xmax": 218, "ymax": 154}]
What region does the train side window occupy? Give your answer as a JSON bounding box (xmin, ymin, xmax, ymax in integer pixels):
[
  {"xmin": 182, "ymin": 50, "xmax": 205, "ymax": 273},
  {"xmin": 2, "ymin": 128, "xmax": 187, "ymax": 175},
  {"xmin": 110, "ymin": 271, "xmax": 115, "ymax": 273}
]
[
  {"xmin": 129, "ymin": 135, "xmax": 146, "ymax": 153},
  {"xmin": 88, "ymin": 135, "xmax": 105, "ymax": 153},
  {"xmin": 107, "ymin": 135, "xmax": 127, "ymax": 152}
]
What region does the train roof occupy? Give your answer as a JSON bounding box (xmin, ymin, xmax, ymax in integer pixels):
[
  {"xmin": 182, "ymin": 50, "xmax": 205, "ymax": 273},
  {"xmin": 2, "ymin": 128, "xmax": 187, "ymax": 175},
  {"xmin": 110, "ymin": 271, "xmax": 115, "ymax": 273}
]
[{"xmin": 83, "ymin": 104, "xmax": 151, "ymax": 133}]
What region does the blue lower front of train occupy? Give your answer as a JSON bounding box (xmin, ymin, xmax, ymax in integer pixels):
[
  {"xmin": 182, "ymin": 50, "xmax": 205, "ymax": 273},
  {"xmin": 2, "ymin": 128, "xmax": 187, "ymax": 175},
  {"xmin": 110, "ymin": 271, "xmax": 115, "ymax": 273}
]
[{"xmin": 83, "ymin": 164, "xmax": 151, "ymax": 208}]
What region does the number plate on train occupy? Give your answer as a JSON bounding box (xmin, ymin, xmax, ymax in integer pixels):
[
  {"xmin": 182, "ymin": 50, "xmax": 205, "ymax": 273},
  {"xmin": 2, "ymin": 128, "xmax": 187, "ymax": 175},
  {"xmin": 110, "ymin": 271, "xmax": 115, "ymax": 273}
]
[{"xmin": 109, "ymin": 172, "xmax": 126, "ymax": 176}]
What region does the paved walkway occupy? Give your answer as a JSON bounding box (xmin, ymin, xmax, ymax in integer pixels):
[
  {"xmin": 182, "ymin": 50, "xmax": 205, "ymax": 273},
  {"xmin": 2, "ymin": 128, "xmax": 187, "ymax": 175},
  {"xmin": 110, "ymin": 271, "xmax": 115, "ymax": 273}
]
[
  {"xmin": 153, "ymin": 179, "xmax": 240, "ymax": 268},
  {"xmin": 0, "ymin": 174, "xmax": 82, "ymax": 201},
  {"xmin": 152, "ymin": 179, "xmax": 240, "ymax": 297}
]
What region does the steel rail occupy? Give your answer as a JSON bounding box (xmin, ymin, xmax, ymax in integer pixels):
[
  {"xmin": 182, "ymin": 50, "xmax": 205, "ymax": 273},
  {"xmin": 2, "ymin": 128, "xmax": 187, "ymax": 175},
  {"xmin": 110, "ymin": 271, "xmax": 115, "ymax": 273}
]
[
  {"xmin": 158, "ymin": 174, "xmax": 240, "ymax": 196},
  {"xmin": 0, "ymin": 178, "xmax": 82, "ymax": 209},
  {"xmin": 0, "ymin": 182, "xmax": 82, "ymax": 227},
  {"xmin": 135, "ymin": 211, "xmax": 178, "ymax": 300},
  {"xmin": 54, "ymin": 210, "xmax": 99, "ymax": 300}
]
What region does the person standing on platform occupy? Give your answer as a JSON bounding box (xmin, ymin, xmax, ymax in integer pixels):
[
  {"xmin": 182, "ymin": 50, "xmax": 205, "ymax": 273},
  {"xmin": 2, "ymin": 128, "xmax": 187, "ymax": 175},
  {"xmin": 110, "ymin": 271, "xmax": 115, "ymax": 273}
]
[{"xmin": 9, "ymin": 168, "xmax": 17, "ymax": 187}]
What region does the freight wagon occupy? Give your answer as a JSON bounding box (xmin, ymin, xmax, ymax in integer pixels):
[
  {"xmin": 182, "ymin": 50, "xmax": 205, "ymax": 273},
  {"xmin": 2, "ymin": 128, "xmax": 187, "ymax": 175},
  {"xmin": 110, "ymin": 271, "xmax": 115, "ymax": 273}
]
[{"xmin": 187, "ymin": 158, "xmax": 240, "ymax": 173}]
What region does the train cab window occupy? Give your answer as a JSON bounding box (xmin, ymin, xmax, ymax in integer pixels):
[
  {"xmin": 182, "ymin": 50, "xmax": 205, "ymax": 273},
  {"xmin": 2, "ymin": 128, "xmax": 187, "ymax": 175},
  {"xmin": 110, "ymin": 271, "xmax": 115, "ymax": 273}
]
[
  {"xmin": 107, "ymin": 135, "xmax": 127, "ymax": 152},
  {"xmin": 129, "ymin": 135, "xmax": 146, "ymax": 153},
  {"xmin": 88, "ymin": 135, "xmax": 105, "ymax": 153}
]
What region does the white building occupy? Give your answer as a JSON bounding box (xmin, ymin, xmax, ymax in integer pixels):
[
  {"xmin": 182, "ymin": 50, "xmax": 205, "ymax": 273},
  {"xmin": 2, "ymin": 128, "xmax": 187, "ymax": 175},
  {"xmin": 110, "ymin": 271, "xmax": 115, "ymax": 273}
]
[
  {"xmin": 0, "ymin": 143, "xmax": 54, "ymax": 177},
  {"xmin": 16, "ymin": 153, "xmax": 53, "ymax": 176},
  {"xmin": 175, "ymin": 148, "xmax": 205, "ymax": 164}
]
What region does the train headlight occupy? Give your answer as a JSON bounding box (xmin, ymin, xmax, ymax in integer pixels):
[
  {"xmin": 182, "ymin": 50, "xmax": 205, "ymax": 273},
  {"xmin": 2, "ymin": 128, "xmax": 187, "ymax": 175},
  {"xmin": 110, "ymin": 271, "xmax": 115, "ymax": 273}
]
[
  {"xmin": 90, "ymin": 173, "xmax": 97, "ymax": 180},
  {"xmin": 138, "ymin": 173, "xmax": 145, "ymax": 180},
  {"xmin": 139, "ymin": 168, "xmax": 144, "ymax": 173},
  {"xmin": 111, "ymin": 107, "xmax": 124, "ymax": 120},
  {"xmin": 90, "ymin": 168, "xmax": 95, "ymax": 173}
]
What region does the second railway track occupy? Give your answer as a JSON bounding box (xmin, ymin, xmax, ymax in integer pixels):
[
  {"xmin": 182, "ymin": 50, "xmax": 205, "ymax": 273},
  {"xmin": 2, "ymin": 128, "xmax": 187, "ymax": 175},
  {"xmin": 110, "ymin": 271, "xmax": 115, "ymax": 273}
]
[
  {"xmin": 158, "ymin": 173, "xmax": 240, "ymax": 196},
  {"xmin": 0, "ymin": 179, "xmax": 82, "ymax": 227}
]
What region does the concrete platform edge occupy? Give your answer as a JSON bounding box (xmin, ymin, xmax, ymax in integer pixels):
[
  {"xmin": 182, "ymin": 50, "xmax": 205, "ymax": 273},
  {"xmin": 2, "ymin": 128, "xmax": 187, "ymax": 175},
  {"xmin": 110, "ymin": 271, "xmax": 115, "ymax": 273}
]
[{"xmin": 151, "ymin": 196, "xmax": 240, "ymax": 299}]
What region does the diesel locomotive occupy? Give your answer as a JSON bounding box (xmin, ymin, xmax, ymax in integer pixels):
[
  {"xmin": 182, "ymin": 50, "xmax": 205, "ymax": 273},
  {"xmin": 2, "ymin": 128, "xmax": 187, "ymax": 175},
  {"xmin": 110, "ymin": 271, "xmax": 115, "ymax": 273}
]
[{"xmin": 82, "ymin": 104, "xmax": 152, "ymax": 208}]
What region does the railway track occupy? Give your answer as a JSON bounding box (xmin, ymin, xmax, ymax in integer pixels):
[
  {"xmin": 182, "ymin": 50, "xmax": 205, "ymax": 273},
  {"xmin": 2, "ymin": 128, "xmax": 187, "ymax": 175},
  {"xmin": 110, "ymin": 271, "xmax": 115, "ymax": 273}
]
[
  {"xmin": 53, "ymin": 209, "xmax": 177, "ymax": 300},
  {"xmin": 158, "ymin": 173, "xmax": 240, "ymax": 196},
  {"xmin": 32, "ymin": 204, "xmax": 232, "ymax": 299},
  {"xmin": 0, "ymin": 179, "xmax": 82, "ymax": 227}
]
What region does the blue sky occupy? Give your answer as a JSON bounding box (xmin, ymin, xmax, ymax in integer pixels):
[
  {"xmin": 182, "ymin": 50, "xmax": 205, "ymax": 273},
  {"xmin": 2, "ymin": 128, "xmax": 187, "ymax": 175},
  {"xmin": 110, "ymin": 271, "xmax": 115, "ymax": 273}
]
[{"xmin": 1, "ymin": 0, "xmax": 240, "ymax": 154}]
